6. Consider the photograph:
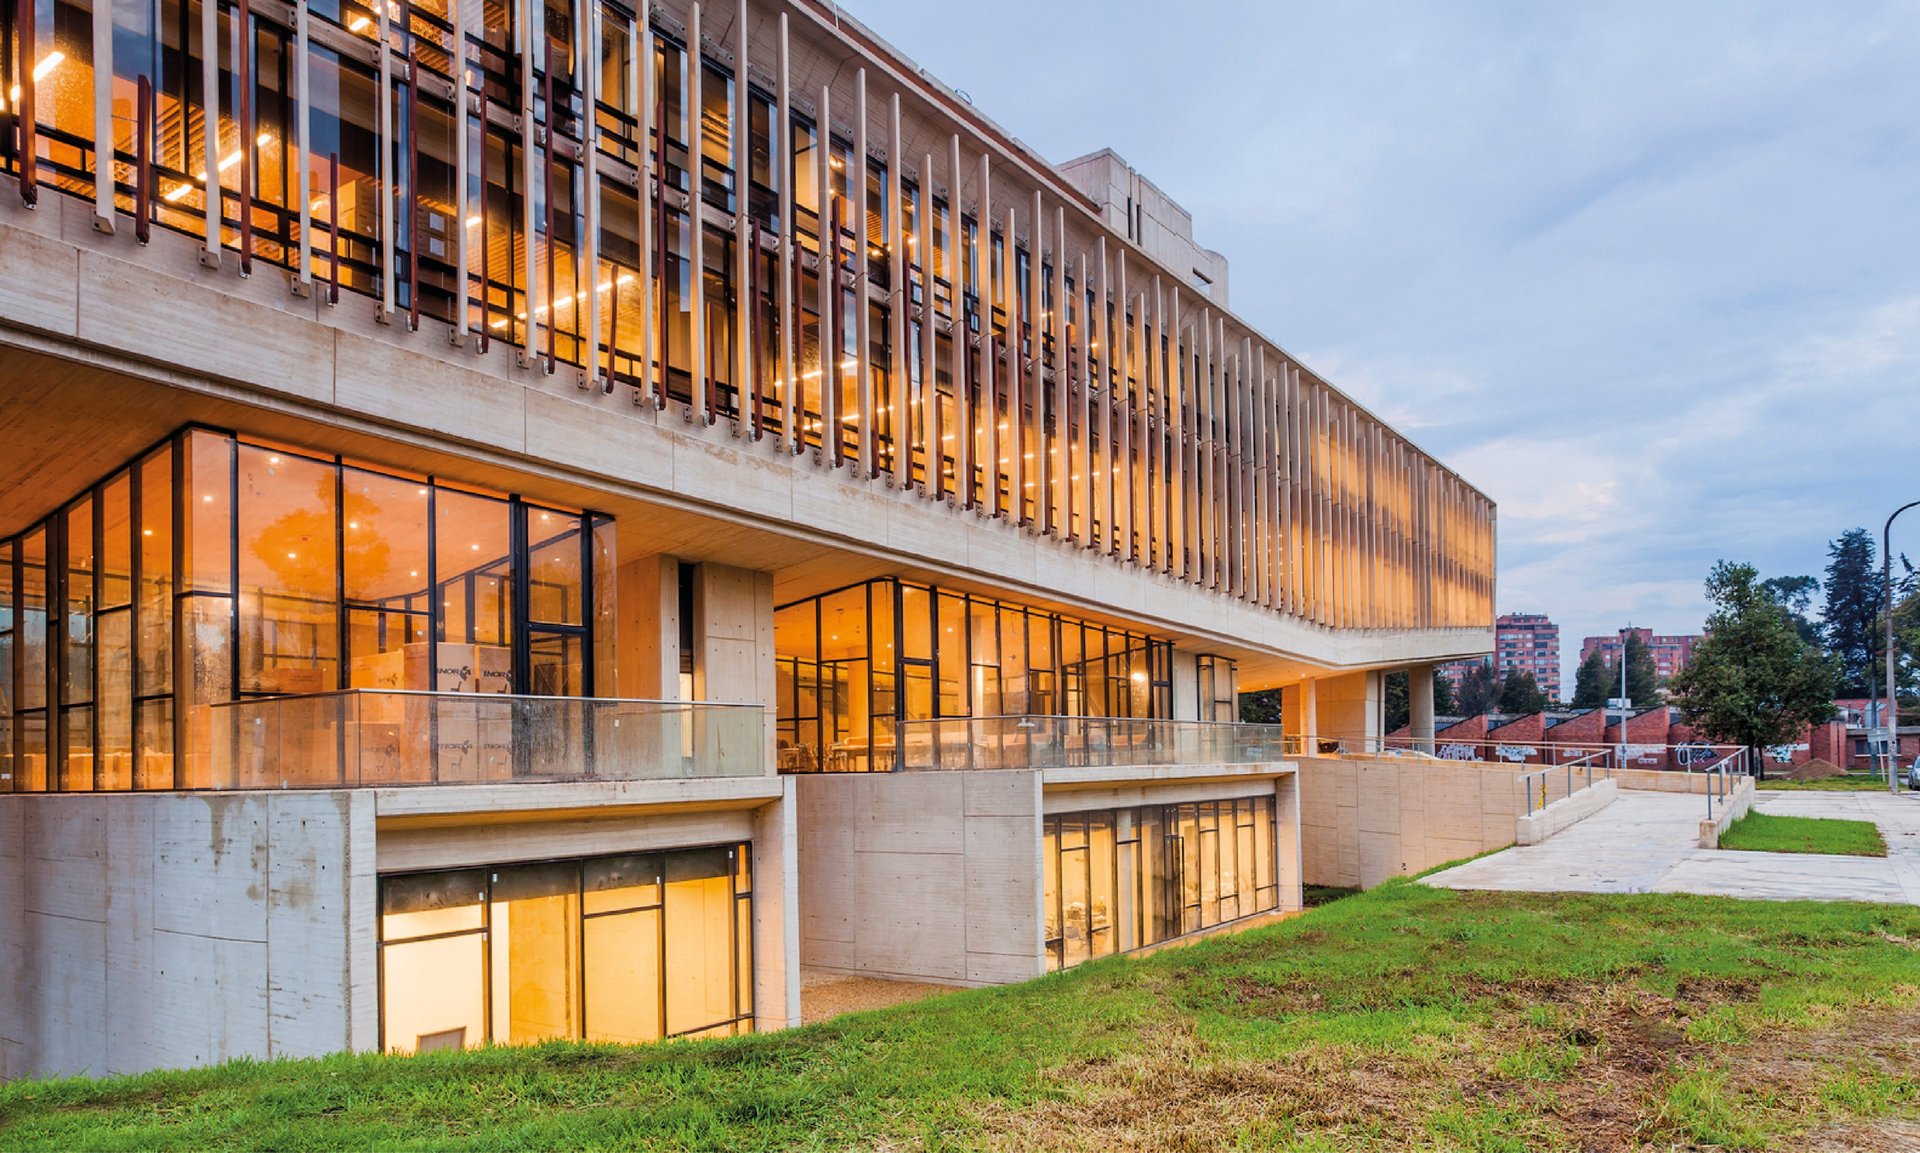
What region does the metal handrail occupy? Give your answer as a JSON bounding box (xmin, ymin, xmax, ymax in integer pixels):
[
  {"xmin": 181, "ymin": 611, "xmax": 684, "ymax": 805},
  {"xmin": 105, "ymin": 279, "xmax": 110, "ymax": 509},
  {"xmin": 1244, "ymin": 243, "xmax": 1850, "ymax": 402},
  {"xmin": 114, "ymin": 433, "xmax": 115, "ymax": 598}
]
[
  {"xmin": 1516, "ymin": 749, "xmax": 1613, "ymax": 814},
  {"xmin": 1698, "ymin": 747, "xmax": 1749, "ymax": 819}
]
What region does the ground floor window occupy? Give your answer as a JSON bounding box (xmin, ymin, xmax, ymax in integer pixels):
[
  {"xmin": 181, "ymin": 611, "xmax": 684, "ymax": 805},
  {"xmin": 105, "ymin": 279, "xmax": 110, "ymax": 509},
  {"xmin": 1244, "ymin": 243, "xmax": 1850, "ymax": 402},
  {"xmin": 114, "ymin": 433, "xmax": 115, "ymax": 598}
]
[
  {"xmin": 1043, "ymin": 795, "xmax": 1278, "ymax": 971},
  {"xmin": 379, "ymin": 843, "xmax": 753, "ymax": 1054}
]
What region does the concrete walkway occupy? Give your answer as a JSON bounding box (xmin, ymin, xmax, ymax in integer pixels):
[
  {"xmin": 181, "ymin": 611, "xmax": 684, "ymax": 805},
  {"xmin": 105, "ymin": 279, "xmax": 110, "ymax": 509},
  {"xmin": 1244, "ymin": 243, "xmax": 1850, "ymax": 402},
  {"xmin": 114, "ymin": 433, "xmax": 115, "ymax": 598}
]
[{"xmin": 1422, "ymin": 787, "xmax": 1920, "ymax": 905}]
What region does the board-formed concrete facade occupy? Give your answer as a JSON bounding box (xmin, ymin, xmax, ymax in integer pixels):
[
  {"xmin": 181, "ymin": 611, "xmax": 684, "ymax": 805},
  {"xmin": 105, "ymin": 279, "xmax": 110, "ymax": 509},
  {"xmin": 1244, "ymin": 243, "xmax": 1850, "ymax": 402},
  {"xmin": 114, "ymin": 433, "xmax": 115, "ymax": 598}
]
[{"xmin": 0, "ymin": 0, "xmax": 1493, "ymax": 1080}]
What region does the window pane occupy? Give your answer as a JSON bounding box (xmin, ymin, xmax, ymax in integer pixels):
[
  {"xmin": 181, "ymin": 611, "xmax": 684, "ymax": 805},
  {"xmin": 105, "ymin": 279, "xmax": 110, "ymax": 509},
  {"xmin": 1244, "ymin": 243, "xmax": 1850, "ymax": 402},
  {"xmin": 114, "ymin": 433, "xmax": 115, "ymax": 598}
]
[
  {"xmin": 583, "ymin": 854, "xmax": 661, "ymax": 914},
  {"xmin": 664, "ymin": 847, "xmax": 736, "ymax": 1036},
  {"xmin": 488, "ymin": 863, "xmax": 581, "ymax": 1044},
  {"xmin": 1089, "ymin": 814, "xmax": 1115, "ymax": 958},
  {"xmin": 384, "ymin": 869, "xmax": 488, "ymax": 936},
  {"xmin": 343, "ymin": 468, "xmax": 430, "ymax": 605},
  {"xmin": 179, "ymin": 595, "xmax": 233, "ymax": 790},
  {"xmin": 237, "ymin": 446, "xmax": 340, "ymax": 694},
  {"xmin": 584, "ymin": 909, "xmax": 662, "ymax": 1043},
  {"xmin": 382, "ymin": 932, "xmax": 487, "ymax": 1055},
  {"xmin": 138, "ymin": 446, "xmax": 174, "ymax": 695},
  {"xmin": 65, "ymin": 498, "xmax": 95, "ymax": 705},
  {"xmin": 101, "ymin": 473, "xmax": 132, "ymax": 611},
  {"xmin": 98, "ymin": 610, "xmax": 132, "ymax": 790},
  {"xmin": 136, "ymin": 698, "xmax": 174, "ymax": 790},
  {"xmin": 436, "ymin": 488, "xmax": 513, "ymax": 691},
  {"xmin": 184, "ymin": 431, "xmax": 232, "ymax": 593},
  {"xmin": 526, "ymin": 509, "xmax": 583, "ymax": 626}
]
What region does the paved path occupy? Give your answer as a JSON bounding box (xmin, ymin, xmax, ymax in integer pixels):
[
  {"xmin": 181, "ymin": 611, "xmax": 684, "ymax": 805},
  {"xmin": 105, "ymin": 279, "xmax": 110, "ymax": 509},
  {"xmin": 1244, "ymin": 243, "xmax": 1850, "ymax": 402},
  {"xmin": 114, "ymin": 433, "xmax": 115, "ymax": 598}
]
[{"xmin": 1423, "ymin": 787, "xmax": 1920, "ymax": 904}]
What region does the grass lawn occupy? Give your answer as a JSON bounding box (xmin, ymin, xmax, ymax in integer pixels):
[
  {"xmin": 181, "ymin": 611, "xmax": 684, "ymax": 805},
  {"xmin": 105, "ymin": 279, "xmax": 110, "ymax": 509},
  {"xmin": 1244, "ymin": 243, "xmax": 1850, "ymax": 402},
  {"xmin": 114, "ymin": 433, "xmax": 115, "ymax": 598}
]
[
  {"xmin": 4, "ymin": 881, "xmax": 1919, "ymax": 1152},
  {"xmin": 1719, "ymin": 811, "xmax": 1889, "ymax": 857},
  {"xmin": 1758, "ymin": 776, "xmax": 1900, "ymax": 793}
]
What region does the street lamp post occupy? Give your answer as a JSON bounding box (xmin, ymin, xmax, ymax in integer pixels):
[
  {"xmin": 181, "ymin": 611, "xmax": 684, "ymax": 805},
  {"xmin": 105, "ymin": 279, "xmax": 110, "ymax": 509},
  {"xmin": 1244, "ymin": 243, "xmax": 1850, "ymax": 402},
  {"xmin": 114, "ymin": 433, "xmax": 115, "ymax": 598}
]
[
  {"xmin": 1884, "ymin": 500, "xmax": 1920, "ymax": 795},
  {"xmin": 1618, "ymin": 624, "xmax": 1630, "ymax": 770}
]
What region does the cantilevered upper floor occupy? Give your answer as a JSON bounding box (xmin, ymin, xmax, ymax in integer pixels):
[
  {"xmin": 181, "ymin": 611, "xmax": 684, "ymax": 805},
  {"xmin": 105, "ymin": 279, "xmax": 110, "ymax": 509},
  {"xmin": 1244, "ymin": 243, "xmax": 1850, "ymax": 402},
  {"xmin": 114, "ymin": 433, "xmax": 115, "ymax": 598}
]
[{"xmin": 0, "ymin": 0, "xmax": 1494, "ymax": 717}]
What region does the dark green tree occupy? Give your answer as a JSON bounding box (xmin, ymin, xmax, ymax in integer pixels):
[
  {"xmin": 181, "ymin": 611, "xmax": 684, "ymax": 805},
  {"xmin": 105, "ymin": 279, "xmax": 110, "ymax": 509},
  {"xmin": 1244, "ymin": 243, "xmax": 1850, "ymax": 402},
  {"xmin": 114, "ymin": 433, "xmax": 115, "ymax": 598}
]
[
  {"xmin": 1434, "ymin": 668, "xmax": 1458, "ymax": 715},
  {"xmin": 1383, "ymin": 671, "xmax": 1410, "ymax": 733},
  {"xmin": 1620, "ymin": 629, "xmax": 1661, "ymax": 704},
  {"xmin": 1821, "ymin": 528, "xmax": 1885, "ymax": 696},
  {"xmin": 1498, "ymin": 669, "xmax": 1548, "ymax": 714},
  {"xmin": 1669, "ymin": 561, "xmax": 1838, "ymax": 780},
  {"xmin": 1455, "ymin": 660, "xmax": 1499, "ymax": 716},
  {"xmin": 1760, "ymin": 574, "xmax": 1822, "ymax": 646},
  {"xmin": 1239, "ymin": 687, "xmax": 1283, "ymax": 724},
  {"xmin": 1570, "ymin": 648, "xmax": 1612, "ymax": 709}
]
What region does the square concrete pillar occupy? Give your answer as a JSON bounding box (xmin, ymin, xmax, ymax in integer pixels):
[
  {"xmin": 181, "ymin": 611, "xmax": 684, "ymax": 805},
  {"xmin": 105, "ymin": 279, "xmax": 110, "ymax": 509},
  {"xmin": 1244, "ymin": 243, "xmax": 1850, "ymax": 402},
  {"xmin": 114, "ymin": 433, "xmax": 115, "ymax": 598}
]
[
  {"xmin": 1315, "ymin": 671, "xmax": 1381, "ymax": 753},
  {"xmin": 1409, "ymin": 665, "xmax": 1436, "ymax": 755},
  {"xmin": 1281, "ymin": 679, "xmax": 1318, "ymax": 748},
  {"xmin": 614, "ymin": 552, "xmax": 680, "ymax": 700}
]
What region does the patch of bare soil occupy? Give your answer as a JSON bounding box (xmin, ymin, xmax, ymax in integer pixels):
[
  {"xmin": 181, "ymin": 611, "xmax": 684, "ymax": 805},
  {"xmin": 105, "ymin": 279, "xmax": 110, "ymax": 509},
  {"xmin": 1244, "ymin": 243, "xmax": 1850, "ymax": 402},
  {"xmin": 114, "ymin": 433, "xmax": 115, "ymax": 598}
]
[
  {"xmin": 969, "ymin": 981, "xmax": 1920, "ymax": 1153},
  {"xmin": 800, "ymin": 970, "xmax": 962, "ymax": 1025},
  {"xmin": 1788, "ymin": 757, "xmax": 1848, "ymax": 781},
  {"xmin": 1797, "ymin": 1118, "xmax": 1920, "ymax": 1152}
]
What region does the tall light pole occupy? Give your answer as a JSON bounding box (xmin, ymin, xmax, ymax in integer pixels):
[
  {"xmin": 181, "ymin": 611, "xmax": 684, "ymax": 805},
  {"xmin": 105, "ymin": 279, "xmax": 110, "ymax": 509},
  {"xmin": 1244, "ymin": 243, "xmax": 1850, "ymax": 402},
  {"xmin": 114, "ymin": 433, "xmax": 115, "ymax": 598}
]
[
  {"xmin": 1884, "ymin": 500, "xmax": 1920, "ymax": 794},
  {"xmin": 1618, "ymin": 624, "xmax": 1631, "ymax": 769}
]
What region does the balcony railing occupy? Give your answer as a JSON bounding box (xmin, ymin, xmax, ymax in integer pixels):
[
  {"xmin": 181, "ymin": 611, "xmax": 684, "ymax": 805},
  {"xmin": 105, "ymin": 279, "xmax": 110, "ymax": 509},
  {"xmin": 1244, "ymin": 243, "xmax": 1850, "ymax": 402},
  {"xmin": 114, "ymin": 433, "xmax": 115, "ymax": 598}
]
[
  {"xmin": 209, "ymin": 691, "xmax": 767, "ymax": 789},
  {"xmin": 893, "ymin": 715, "xmax": 1300, "ymax": 772}
]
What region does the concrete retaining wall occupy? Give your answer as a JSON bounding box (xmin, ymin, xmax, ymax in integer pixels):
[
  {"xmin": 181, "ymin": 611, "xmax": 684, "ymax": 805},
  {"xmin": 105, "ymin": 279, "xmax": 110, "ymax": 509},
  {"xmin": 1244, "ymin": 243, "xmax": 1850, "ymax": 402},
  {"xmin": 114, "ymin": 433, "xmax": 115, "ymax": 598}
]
[
  {"xmin": 1515, "ymin": 779, "xmax": 1618, "ymax": 846},
  {"xmin": 0, "ymin": 791, "xmax": 376, "ymax": 1081},
  {"xmin": 797, "ymin": 770, "xmax": 1045, "ymax": 987},
  {"xmin": 1299, "ymin": 757, "xmax": 1527, "ymax": 889},
  {"xmin": 1616, "ymin": 768, "xmax": 1720, "ymax": 795}
]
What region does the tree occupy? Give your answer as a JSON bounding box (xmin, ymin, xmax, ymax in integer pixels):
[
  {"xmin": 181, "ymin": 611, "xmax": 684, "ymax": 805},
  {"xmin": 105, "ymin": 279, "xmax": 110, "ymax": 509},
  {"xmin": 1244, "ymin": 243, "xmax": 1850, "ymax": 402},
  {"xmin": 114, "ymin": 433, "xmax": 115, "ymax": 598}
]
[
  {"xmin": 1895, "ymin": 555, "xmax": 1920, "ymax": 704},
  {"xmin": 1434, "ymin": 668, "xmax": 1458, "ymax": 715},
  {"xmin": 1383, "ymin": 671, "xmax": 1410, "ymax": 733},
  {"xmin": 1570, "ymin": 648, "xmax": 1612, "ymax": 709},
  {"xmin": 1669, "ymin": 561, "xmax": 1838, "ymax": 780},
  {"xmin": 1455, "ymin": 661, "xmax": 1499, "ymax": 716},
  {"xmin": 1821, "ymin": 528, "xmax": 1885, "ymax": 697},
  {"xmin": 1239, "ymin": 688, "xmax": 1283, "ymax": 724},
  {"xmin": 1760, "ymin": 574, "xmax": 1822, "ymax": 646},
  {"xmin": 1620, "ymin": 629, "xmax": 1661, "ymax": 705},
  {"xmin": 1498, "ymin": 669, "xmax": 1548, "ymax": 714}
]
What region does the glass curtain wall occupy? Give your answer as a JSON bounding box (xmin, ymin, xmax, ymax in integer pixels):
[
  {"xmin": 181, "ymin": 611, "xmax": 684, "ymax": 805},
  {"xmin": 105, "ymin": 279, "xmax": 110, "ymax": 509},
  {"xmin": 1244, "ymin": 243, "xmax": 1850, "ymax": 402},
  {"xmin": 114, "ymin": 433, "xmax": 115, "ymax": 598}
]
[
  {"xmin": 1043, "ymin": 795, "xmax": 1278, "ymax": 972},
  {"xmin": 378, "ymin": 841, "xmax": 754, "ymax": 1053},
  {"xmin": 0, "ymin": 425, "xmax": 614, "ymax": 792},
  {"xmin": 773, "ymin": 576, "xmax": 1172, "ymax": 772}
]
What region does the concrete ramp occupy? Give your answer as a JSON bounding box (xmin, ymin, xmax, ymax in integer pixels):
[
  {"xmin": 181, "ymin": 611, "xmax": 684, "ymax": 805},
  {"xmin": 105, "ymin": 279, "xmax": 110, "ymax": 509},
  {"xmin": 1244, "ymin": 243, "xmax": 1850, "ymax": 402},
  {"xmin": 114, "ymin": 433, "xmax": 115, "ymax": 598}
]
[{"xmin": 1422, "ymin": 790, "xmax": 1920, "ymax": 905}]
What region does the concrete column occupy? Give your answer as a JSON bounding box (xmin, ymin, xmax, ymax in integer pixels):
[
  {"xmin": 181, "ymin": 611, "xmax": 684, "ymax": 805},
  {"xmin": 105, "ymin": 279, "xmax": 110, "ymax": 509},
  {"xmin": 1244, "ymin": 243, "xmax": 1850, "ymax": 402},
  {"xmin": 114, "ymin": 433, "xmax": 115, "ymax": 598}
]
[
  {"xmin": 751, "ymin": 779, "xmax": 801, "ymax": 1032},
  {"xmin": 1281, "ymin": 678, "xmax": 1318, "ymax": 748},
  {"xmin": 1409, "ymin": 664, "xmax": 1436, "ymax": 755},
  {"xmin": 614, "ymin": 552, "xmax": 679, "ymax": 699},
  {"xmin": 692, "ymin": 562, "xmax": 778, "ymax": 766},
  {"xmin": 1315, "ymin": 671, "xmax": 1379, "ymax": 752}
]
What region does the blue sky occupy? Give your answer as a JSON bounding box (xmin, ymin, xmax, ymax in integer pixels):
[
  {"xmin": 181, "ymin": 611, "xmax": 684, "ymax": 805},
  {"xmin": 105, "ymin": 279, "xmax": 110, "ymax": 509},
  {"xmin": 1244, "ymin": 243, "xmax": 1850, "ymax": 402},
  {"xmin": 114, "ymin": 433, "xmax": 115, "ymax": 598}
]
[{"xmin": 859, "ymin": 0, "xmax": 1920, "ymax": 689}]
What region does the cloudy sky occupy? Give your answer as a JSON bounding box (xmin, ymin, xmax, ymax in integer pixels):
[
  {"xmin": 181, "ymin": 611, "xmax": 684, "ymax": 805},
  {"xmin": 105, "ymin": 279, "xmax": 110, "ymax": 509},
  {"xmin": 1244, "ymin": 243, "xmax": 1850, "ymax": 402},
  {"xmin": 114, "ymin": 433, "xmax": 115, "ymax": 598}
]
[{"xmin": 857, "ymin": 0, "xmax": 1920, "ymax": 688}]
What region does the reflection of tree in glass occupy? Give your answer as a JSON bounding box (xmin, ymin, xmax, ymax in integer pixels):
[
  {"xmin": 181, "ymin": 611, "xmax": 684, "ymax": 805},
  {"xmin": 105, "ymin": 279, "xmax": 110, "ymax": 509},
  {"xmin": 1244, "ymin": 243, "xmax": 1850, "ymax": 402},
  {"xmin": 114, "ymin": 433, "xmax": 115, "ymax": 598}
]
[
  {"xmin": 246, "ymin": 471, "xmax": 341, "ymax": 590},
  {"xmin": 343, "ymin": 486, "xmax": 397, "ymax": 593}
]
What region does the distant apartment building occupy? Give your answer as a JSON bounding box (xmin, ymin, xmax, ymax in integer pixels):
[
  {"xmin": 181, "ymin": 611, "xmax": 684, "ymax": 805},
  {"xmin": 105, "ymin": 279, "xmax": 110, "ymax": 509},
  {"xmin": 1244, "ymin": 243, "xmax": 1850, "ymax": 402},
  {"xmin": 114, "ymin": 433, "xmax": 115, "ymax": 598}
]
[
  {"xmin": 1580, "ymin": 630, "xmax": 1698, "ymax": 684},
  {"xmin": 1494, "ymin": 614, "xmax": 1559, "ymax": 700},
  {"xmin": 1435, "ymin": 612, "xmax": 1559, "ymax": 700}
]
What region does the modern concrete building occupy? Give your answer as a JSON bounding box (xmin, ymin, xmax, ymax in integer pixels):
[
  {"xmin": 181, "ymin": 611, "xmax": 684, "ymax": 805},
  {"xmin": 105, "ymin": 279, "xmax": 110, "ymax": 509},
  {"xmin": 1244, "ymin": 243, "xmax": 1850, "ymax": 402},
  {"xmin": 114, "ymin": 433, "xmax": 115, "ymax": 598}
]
[{"xmin": 0, "ymin": 0, "xmax": 1494, "ymax": 1079}]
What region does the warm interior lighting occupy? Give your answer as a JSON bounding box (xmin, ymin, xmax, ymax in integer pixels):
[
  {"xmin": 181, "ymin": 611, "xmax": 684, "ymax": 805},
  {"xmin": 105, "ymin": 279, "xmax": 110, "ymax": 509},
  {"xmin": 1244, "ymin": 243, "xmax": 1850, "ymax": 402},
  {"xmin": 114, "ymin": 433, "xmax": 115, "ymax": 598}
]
[
  {"xmin": 32, "ymin": 51, "xmax": 64, "ymax": 82},
  {"xmin": 348, "ymin": 13, "xmax": 372, "ymax": 31}
]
